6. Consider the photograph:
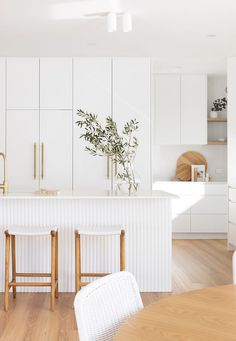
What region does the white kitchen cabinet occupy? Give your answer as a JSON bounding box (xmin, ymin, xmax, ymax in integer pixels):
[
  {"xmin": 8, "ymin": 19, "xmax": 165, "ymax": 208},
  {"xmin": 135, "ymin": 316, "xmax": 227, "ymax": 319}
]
[
  {"xmin": 4, "ymin": 57, "xmax": 151, "ymax": 193},
  {"xmin": 172, "ymin": 215, "xmax": 191, "ymax": 233},
  {"xmin": 191, "ymin": 215, "xmax": 228, "ymax": 233},
  {"xmin": 229, "ymin": 223, "xmax": 236, "ymax": 247},
  {"xmin": 191, "ymin": 196, "xmax": 228, "ymax": 214},
  {"xmin": 227, "ymin": 58, "xmax": 236, "ymax": 248},
  {"xmin": 229, "ymin": 187, "xmax": 236, "ymax": 202},
  {"xmin": 40, "ymin": 110, "xmax": 72, "ymax": 190},
  {"xmin": 228, "ymin": 58, "xmax": 236, "ymax": 185},
  {"xmin": 7, "ymin": 110, "xmax": 39, "ymax": 192},
  {"xmin": 113, "ymin": 58, "xmax": 151, "ymax": 190},
  {"xmin": 0, "ymin": 58, "xmax": 6, "ymax": 184},
  {"xmin": 40, "ymin": 58, "xmax": 72, "ymax": 110},
  {"xmin": 155, "ymin": 75, "xmax": 181, "ymax": 144},
  {"xmin": 154, "ymin": 74, "xmax": 207, "ymax": 145},
  {"xmin": 229, "ymin": 195, "xmax": 236, "ymax": 249},
  {"xmin": 73, "ymin": 58, "xmax": 112, "ymax": 191},
  {"xmin": 7, "ymin": 109, "xmax": 72, "ymax": 192},
  {"xmin": 181, "ymin": 75, "xmax": 207, "ymax": 144},
  {"xmin": 154, "ymin": 181, "xmax": 228, "ymax": 235},
  {"xmin": 7, "ymin": 58, "xmax": 39, "ymax": 109}
]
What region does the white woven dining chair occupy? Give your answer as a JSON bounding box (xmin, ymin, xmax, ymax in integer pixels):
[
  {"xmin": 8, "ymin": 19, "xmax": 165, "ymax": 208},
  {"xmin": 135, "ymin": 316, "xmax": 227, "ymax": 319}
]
[
  {"xmin": 74, "ymin": 271, "xmax": 143, "ymax": 341},
  {"xmin": 233, "ymin": 251, "xmax": 236, "ymax": 284}
]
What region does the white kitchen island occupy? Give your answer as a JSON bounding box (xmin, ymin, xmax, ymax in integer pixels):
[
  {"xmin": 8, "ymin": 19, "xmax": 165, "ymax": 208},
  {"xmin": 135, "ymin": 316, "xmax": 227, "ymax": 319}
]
[{"xmin": 0, "ymin": 190, "xmax": 173, "ymax": 292}]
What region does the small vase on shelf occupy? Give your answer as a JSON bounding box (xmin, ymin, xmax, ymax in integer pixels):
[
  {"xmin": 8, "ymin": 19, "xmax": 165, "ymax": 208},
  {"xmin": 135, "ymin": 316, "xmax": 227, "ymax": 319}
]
[{"xmin": 210, "ymin": 110, "xmax": 218, "ymax": 119}]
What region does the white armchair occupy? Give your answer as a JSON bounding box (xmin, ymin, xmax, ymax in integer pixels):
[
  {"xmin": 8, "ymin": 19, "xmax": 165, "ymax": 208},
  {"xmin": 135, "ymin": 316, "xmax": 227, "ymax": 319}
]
[
  {"xmin": 233, "ymin": 251, "xmax": 236, "ymax": 284},
  {"xmin": 74, "ymin": 271, "xmax": 143, "ymax": 341}
]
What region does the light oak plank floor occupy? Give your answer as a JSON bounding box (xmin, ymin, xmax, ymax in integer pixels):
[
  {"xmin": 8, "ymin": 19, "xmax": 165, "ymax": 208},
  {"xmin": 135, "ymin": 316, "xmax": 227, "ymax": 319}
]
[{"xmin": 0, "ymin": 240, "xmax": 233, "ymax": 341}]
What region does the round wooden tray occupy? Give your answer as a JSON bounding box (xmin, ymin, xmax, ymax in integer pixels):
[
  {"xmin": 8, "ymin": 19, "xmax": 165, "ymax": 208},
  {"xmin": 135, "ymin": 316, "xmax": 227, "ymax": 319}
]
[{"xmin": 173, "ymin": 151, "xmax": 207, "ymax": 181}]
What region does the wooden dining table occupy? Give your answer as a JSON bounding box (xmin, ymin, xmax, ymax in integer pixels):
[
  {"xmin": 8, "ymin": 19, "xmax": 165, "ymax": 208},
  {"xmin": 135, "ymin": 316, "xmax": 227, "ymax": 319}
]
[{"xmin": 114, "ymin": 285, "xmax": 236, "ymax": 341}]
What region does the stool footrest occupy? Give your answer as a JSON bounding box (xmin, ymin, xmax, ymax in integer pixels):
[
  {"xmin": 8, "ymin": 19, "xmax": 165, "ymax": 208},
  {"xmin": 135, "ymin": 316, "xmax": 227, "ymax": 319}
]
[
  {"xmin": 9, "ymin": 281, "xmax": 52, "ymax": 287},
  {"xmin": 81, "ymin": 272, "xmax": 111, "ymax": 278},
  {"xmin": 16, "ymin": 273, "xmax": 51, "ymax": 278}
]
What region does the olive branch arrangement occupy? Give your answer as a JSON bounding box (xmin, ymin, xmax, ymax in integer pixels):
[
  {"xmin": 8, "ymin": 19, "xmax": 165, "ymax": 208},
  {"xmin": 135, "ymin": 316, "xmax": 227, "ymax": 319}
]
[
  {"xmin": 211, "ymin": 97, "xmax": 227, "ymax": 112},
  {"xmin": 76, "ymin": 109, "xmax": 139, "ymax": 193}
]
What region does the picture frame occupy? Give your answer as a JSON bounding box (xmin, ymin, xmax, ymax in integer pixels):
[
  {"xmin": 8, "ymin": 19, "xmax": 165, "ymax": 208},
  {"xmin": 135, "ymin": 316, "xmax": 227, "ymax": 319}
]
[{"xmin": 191, "ymin": 165, "xmax": 206, "ymax": 182}]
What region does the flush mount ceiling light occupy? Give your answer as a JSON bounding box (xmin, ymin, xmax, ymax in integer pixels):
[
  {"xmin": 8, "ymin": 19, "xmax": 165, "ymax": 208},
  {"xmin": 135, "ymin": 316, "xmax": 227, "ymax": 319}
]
[
  {"xmin": 122, "ymin": 13, "xmax": 132, "ymax": 32},
  {"xmin": 107, "ymin": 12, "xmax": 132, "ymax": 33},
  {"xmin": 107, "ymin": 12, "xmax": 117, "ymax": 32}
]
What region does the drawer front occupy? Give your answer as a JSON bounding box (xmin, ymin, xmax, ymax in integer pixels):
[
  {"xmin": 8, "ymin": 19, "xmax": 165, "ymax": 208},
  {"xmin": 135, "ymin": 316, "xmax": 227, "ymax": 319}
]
[
  {"xmin": 229, "ymin": 202, "xmax": 236, "ymax": 224},
  {"xmin": 172, "ymin": 215, "xmax": 191, "ymax": 233},
  {"xmin": 191, "ymin": 215, "xmax": 228, "ymax": 233},
  {"xmin": 229, "ymin": 223, "xmax": 236, "ymax": 246},
  {"xmin": 172, "ymin": 197, "xmax": 191, "ymax": 214},
  {"xmin": 153, "ymin": 182, "xmax": 228, "ymax": 196},
  {"xmin": 229, "ymin": 188, "xmax": 236, "ymax": 202},
  {"xmin": 191, "ymin": 196, "xmax": 228, "ymax": 214}
]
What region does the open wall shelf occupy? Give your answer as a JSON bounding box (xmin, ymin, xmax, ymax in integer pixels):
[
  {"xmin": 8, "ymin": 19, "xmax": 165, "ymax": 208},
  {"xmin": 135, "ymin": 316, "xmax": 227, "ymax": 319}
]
[
  {"xmin": 208, "ymin": 140, "xmax": 227, "ymax": 145},
  {"xmin": 208, "ymin": 118, "xmax": 227, "ymax": 122}
]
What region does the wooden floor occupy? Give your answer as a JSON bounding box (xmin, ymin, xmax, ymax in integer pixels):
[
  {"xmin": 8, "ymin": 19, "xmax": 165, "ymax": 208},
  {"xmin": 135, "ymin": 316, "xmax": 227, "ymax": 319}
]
[{"xmin": 0, "ymin": 240, "xmax": 233, "ymax": 341}]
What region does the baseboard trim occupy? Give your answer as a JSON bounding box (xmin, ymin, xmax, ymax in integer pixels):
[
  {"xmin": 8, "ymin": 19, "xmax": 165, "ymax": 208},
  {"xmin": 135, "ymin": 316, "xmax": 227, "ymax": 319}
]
[{"xmin": 173, "ymin": 233, "xmax": 227, "ymax": 240}]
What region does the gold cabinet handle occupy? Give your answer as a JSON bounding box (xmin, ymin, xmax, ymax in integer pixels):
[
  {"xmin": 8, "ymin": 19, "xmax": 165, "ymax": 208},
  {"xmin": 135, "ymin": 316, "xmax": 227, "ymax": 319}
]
[
  {"xmin": 41, "ymin": 143, "xmax": 44, "ymax": 179},
  {"xmin": 115, "ymin": 160, "xmax": 118, "ymax": 176},
  {"xmin": 107, "ymin": 156, "xmax": 110, "ymax": 179},
  {"xmin": 34, "ymin": 143, "xmax": 37, "ymax": 179}
]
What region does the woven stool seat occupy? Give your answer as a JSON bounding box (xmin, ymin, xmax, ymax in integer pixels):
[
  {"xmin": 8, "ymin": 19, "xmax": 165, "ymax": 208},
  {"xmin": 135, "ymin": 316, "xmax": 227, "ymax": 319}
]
[{"xmin": 6, "ymin": 226, "xmax": 57, "ymax": 236}]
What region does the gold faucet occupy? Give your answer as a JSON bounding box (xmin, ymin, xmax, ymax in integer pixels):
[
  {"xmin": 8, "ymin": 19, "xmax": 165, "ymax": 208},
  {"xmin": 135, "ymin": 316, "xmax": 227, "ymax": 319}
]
[{"xmin": 0, "ymin": 152, "xmax": 8, "ymax": 194}]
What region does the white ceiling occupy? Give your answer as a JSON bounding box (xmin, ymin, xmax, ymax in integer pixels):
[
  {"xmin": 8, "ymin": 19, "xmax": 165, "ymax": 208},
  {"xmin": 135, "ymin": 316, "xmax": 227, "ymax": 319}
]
[{"xmin": 1, "ymin": 0, "xmax": 236, "ymax": 73}]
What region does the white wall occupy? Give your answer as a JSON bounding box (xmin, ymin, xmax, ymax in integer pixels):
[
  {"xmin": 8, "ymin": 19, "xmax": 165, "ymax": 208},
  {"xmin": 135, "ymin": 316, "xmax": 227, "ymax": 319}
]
[{"xmin": 153, "ymin": 144, "xmax": 227, "ymax": 182}]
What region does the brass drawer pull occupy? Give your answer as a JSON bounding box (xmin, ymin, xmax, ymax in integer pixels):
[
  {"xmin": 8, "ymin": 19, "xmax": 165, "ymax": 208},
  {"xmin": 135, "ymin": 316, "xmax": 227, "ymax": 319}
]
[
  {"xmin": 41, "ymin": 143, "xmax": 44, "ymax": 179},
  {"xmin": 34, "ymin": 143, "xmax": 37, "ymax": 179}
]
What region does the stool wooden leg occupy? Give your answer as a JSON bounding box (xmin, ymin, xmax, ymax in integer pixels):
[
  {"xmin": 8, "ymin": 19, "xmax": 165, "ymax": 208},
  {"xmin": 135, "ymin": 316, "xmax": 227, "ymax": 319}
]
[
  {"xmin": 11, "ymin": 235, "xmax": 16, "ymax": 298},
  {"xmin": 55, "ymin": 231, "xmax": 59, "ymax": 299},
  {"xmin": 4, "ymin": 231, "xmax": 10, "ymax": 312},
  {"xmin": 120, "ymin": 230, "xmax": 125, "ymax": 271},
  {"xmin": 75, "ymin": 231, "xmax": 81, "ymax": 292},
  {"xmin": 51, "ymin": 231, "xmax": 56, "ymax": 311}
]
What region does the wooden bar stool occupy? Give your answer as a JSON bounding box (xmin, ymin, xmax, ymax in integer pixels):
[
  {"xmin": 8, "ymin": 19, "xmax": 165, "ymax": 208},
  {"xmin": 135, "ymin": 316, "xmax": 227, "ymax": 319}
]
[
  {"xmin": 4, "ymin": 227, "xmax": 58, "ymax": 312},
  {"xmin": 75, "ymin": 227, "xmax": 125, "ymax": 292}
]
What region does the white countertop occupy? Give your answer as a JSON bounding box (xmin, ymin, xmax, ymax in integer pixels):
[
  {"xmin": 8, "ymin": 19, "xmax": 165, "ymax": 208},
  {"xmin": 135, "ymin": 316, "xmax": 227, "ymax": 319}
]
[{"xmin": 0, "ymin": 190, "xmax": 175, "ymax": 199}]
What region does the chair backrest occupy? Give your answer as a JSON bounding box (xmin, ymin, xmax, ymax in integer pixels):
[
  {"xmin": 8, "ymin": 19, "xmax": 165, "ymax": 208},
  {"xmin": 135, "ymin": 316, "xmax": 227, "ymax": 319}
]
[
  {"xmin": 233, "ymin": 251, "xmax": 236, "ymax": 284},
  {"xmin": 74, "ymin": 271, "xmax": 143, "ymax": 341}
]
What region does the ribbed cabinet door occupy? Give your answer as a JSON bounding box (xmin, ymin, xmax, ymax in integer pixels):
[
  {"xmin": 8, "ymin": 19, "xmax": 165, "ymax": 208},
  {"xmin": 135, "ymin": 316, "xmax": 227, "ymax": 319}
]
[
  {"xmin": 113, "ymin": 58, "xmax": 151, "ymax": 191},
  {"xmin": 73, "ymin": 58, "xmax": 112, "ymax": 191}
]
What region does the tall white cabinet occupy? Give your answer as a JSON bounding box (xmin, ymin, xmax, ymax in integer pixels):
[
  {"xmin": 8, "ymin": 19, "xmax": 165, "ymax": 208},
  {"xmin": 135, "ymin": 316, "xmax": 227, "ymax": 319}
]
[
  {"xmin": 0, "ymin": 57, "xmax": 151, "ymax": 193},
  {"xmin": 73, "ymin": 58, "xmax": 112, "ymax": 191},
  {"xmin": 227, "ymin": 58, "xmax": 236, "ymax": 248},
  {"xmin": 40, "ymin": 58, "xmax": 72, "ymax": 110},
  {"xmin": 155, "ymin": 75, "xmax": 181, "ymax": 144},
  {"xmin": 7, "ymin": 58, "xmax": 39, "ymax": 110},
  {"xmin": 7, "ymin": 110, "xmax": 39, "ymax": 192},
  {"xmin": 40, "ymin": 110, "xmax": 72, "ymax": 190},
  {"xmin": 73, "ymin": 57, "xmax": 151, "ymax": 191},
  {"xmin": 155, "ymin": 74, "xmax": 207, "ymax": 145},
  {"xmin": 6, "ymin": 58, "xmax": 73, "ymax": 192},
  {"xmin": 181, "ymin": 75, "xmax": 207, "ymax": 145},
  {"xmin": 0, "ymin": 58, "xmax": 6, "ymax": 183},
  {"xmin": 113, "ymin": 58, "xmax": 151, "ymax": 190}
]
